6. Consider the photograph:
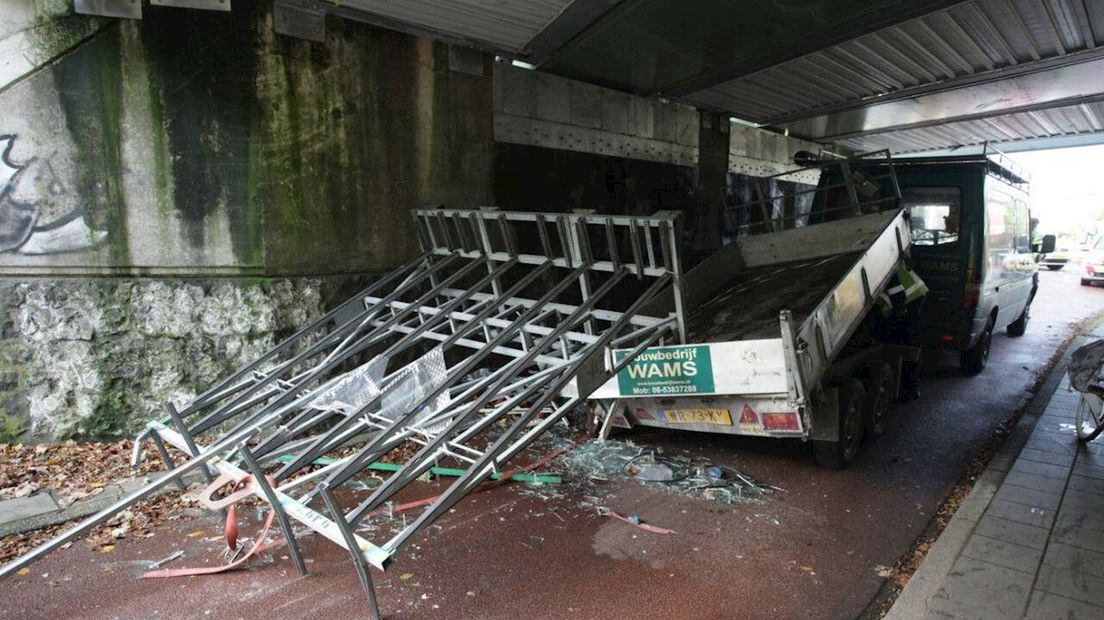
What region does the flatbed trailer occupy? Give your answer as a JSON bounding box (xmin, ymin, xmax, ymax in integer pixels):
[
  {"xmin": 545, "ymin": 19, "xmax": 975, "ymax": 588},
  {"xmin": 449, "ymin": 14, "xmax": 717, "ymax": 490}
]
[{"xmin": 589, "ymin": 164, "xmax": 916, "ymax": 468}]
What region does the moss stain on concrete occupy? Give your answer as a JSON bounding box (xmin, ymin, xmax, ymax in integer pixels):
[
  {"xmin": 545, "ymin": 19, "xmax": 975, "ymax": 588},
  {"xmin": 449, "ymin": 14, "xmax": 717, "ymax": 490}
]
[{"xmin": 51, "ymin": 23, "xmax": 130, "ymax": 265}]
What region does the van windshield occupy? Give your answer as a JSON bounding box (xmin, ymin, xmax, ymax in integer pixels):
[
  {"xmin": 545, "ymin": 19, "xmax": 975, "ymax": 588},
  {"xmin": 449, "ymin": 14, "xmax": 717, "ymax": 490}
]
[{"xmin": 902, "ymin": 187, "xmax": 962, "ymax": 246}]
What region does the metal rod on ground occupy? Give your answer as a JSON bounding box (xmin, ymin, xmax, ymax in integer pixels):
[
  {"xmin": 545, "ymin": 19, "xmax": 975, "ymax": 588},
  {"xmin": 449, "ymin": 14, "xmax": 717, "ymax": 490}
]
[
  {"xmin": 237, "ymin": 444, "xmax": 308, "ymax": 577},
  {"xmin": 166, "ymin": 403, "xmax": 215, "ymax": 485},
  {"xmin": 148, "ymin": 429, "xmax": 187, "ymax": 491},
  {"xmin": 319, "ymin": 484, "xmax": 381, "ymax": 620}
]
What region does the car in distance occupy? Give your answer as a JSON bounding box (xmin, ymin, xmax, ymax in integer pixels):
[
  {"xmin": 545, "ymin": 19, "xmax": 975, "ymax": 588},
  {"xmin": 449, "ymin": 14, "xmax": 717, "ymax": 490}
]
[
  {"xmin": 1082, "ymin": 236, "xmax": 1104, "ymax": 286},
  {"xmin": 1040, "ymin": 244, "xmax": 1072, "ymax": 270}
]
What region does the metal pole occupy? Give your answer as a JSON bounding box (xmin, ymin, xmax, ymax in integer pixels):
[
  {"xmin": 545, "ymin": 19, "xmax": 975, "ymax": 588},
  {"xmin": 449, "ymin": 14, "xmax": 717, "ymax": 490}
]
[
  {"xmin": 238, "ymin": 445, "xmax": 308, "ymax": 577},
  {"xmin": 0, "ymin": 414, "xmax": 275, "ymax": 580}
]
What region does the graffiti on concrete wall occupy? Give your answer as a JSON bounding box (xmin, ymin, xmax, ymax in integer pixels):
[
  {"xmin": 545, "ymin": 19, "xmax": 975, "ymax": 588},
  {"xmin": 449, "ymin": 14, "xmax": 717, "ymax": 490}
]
[{"xmin": 0, "ymin": 134, "xmax": 106, "ymax": 255}]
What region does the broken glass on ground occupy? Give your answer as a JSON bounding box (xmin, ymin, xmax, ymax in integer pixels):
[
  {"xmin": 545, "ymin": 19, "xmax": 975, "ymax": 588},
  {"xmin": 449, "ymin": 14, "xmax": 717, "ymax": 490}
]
[{"xmin": 543, "ymin": 423, "xmax": 778, "ymax": 505}]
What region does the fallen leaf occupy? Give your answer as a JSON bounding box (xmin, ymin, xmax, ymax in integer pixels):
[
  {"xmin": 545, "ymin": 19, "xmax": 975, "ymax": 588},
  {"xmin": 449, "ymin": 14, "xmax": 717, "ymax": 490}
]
[
  {"xmin": 16, "ymin": 568, "xmax": 29, "ymax": 576},
  {"xmin": 399, "ymin": 573, "xmax": 414, "ymax": 581},
  {"xmin": 100, "ymin": 545, "xmax": 115, "ymax": 553},
  {"xmin": 187, "ymin": 530, "xmax": 204, "ymax": 538}
]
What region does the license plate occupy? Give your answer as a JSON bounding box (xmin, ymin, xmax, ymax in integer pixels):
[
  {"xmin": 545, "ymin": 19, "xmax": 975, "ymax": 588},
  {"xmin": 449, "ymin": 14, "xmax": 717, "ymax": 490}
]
[{"xmin": 663, "ymin": 408, "xmax": 732, "ymax": 425}]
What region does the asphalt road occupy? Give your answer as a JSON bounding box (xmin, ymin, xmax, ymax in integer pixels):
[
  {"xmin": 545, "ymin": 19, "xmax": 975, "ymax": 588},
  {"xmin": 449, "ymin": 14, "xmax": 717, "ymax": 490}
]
[{"xmin": 2, "ymin": 266, "xmax": 1102, "ymax": 620}]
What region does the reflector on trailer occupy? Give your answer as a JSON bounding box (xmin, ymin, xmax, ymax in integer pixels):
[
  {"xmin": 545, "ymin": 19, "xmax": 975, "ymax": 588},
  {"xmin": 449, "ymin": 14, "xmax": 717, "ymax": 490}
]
[
  {"xmin": 739, "ymin": 404, "xmax": 758, "ymax": 425},
  {"xmin": 762, "ymin": 412, "xmax": 800, "ymax": 431}
]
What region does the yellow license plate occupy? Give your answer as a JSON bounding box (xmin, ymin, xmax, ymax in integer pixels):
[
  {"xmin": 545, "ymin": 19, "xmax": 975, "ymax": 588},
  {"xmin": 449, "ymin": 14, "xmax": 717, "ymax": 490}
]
[{"xmin": 663, "ymin": 408, "xmax": 732, "ymax": 425}]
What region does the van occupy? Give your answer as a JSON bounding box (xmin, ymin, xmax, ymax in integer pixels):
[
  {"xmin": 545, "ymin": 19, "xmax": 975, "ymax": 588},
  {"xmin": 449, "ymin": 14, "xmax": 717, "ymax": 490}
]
[{"xmin": 892, "ymin": 153, "xmax": 1054, "ymax": 374}]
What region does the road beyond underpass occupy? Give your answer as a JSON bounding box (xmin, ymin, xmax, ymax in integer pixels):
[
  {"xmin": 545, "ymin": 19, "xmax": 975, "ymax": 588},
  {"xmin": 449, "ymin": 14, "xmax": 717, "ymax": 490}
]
[{"xmin": 1, "ymin": 267, "xmax": 1102, "ymax": 620}]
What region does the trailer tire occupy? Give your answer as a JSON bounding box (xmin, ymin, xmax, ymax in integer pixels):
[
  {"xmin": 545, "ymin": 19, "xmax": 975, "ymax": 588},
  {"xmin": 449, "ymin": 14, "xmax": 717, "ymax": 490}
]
[
  {"xmin": 860, "ymin": 362, "xmax": 894, "ymax": 441},
  {"xmin": 814, "ymin": 379, "xmax": 866, "ymax": 469}
]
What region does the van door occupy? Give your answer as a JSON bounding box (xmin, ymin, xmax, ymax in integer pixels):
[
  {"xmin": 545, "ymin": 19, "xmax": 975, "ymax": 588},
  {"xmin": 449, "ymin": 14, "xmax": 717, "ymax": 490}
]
[
  {"xmin": 1007, "ymin": 197, "xmax": 1037, "ymax": 322},
  {"xmin": 984, "ymin": 188, "xmax": 1033, "ymax": 330},
  {"xmin": 902, "ymin": 185, "xmax": 966, "ymax": 337}
]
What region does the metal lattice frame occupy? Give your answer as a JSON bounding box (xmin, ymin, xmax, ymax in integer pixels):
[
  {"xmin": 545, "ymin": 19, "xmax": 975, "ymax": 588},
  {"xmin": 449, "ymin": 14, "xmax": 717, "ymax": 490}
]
[{"xmin": 0, "ymin": 207, "xmax": 687, "ymax": 616}]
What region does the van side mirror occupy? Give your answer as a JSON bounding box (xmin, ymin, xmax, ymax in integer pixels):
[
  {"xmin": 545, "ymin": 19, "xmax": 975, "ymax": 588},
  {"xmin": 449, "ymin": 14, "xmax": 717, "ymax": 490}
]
[{"xmin": 1036, "ymin": 234, "xmax": 1056, "ymax": 254}]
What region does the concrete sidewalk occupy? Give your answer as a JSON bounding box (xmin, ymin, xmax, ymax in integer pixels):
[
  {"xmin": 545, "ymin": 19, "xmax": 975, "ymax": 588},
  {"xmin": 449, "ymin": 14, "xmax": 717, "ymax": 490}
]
[
  {"xmin": 0, "ymin": 472, "xmax": 200, "ymax": 538},
  {"xmin": 888, "ymin": 335, "xmax": 1104, "ymax": 619}
]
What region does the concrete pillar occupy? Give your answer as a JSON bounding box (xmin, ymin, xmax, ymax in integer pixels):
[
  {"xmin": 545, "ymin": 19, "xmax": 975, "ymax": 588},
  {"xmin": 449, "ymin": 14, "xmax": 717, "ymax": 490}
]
[{"xmin": 692, "ymin": 110, "xmax": 730, "ymax": 253}]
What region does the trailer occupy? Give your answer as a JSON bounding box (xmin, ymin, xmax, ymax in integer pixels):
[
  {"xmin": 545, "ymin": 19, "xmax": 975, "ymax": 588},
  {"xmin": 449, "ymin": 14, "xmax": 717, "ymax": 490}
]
[{"xmin": 587, "ymin": 152, "xmax": 916, "ymax": 468}]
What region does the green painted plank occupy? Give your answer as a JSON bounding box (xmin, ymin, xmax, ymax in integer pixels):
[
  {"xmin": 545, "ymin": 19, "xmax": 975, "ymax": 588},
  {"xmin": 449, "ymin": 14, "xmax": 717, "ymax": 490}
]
[{"xmin": 273, "ymin": 454, "xmax": 561, "ymax": 484}]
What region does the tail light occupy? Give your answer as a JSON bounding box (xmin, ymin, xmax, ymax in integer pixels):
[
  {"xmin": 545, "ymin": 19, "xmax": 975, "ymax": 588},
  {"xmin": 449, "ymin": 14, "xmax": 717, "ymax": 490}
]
[
  {"xmin": 762, "ymin": 412, "xmax": 800, "ymax": 431},
  {"xmin": 1089, "ymin": 264, "xmax": 1097, "ymax": 275},
  {"xmin": 963, "ymin": 265, "xmax": 981, "ymax": 308}
]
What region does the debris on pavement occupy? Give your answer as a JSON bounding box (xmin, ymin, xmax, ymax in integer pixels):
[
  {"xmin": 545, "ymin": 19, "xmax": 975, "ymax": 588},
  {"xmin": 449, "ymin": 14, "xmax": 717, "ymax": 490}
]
[
  {"xmin": 519, "ymin": 535, "xmax": 544, "ymax": 550},
  {"xmin": 146, "ymin": 550, "xmax": 184, "ymax": 570},
  {"xmin": 0, "ymin": 440, "xmax": 167, "ymax": 507},
  {"xmin": 549, "ymin": 430, "xmax": 778, "ymax": 505},
  {"xmin": 140, "ymin": 509, "xmax": 283, "ymax": 579},
  {"xmin": 599, "ymin": 508, "xmax": 675, "ymax": 535},
  {"xmin": 1, "ymin": 490, "xmax": 197, "ymax": 564}
]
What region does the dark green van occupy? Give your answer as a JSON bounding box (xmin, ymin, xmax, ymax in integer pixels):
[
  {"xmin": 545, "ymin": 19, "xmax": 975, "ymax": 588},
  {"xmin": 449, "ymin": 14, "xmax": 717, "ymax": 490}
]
[{"xmin": 893, "ymin": 154, "xmax": 1053, "ymax": 374}]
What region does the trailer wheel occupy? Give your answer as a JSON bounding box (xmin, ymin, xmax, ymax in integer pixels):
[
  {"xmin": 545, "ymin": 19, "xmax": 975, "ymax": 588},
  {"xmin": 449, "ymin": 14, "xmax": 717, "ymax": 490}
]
[
  {"xmin": 860, "ymin": 362, "xmax": 894, "ymax": 440},
  {"xmin": 814, "ymin": 379, "xmax": 866, "ymax": 469}
]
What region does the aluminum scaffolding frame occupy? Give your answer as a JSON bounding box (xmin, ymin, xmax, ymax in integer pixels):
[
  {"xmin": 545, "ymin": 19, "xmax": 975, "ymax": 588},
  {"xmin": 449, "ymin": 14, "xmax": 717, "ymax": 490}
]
[{"xmin": 0, "ymin": 207, "xmax": 688, "ymax": 617}]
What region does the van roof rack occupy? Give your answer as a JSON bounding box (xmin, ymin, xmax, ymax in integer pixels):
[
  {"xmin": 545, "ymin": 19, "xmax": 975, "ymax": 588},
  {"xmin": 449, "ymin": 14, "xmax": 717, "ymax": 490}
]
[
  {"xmin": 981, "ymin": 143, "xmax": 1030, "ymax": 191},
  {"xmin": 890, "ymin": 143, "xmax": 1030, "ymax": 192}
]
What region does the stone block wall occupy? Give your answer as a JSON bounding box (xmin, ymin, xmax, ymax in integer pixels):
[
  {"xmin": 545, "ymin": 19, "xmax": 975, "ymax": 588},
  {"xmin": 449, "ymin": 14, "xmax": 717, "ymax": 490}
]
[{"xmin": 0, "ymin": 277, "xmax": 350, "ymax": 441}]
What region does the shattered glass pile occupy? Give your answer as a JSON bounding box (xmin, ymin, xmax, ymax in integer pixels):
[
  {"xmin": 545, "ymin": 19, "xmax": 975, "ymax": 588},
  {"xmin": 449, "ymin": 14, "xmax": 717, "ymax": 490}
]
[{"xmin": 546, "ymin": 425, "xmax": 778, "ymax": 505}]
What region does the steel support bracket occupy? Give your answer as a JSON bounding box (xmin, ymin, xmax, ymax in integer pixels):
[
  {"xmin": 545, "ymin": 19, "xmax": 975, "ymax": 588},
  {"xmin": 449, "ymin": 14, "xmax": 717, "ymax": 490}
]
[
  {"xmin": 274, "ymin": 0, "xmax": 327, "ymax": 43},
  {"xmin": 74, "ymin": 0, "xmax": 141, "ymax": 18},
  {"xmin": 150, "ymin": 0, "xmax": 230, "ymax": 10}
]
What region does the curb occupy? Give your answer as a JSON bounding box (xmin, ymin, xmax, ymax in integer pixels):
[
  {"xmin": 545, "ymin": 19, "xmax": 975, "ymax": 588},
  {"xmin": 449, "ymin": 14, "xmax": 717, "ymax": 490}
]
[
  {"xmin": 0, "ymin": 472, "xmax": 203, "ymax": 538},
  {"xmin": 884, "ymin": 331, "xmax": 1089, "ymax": 618}
]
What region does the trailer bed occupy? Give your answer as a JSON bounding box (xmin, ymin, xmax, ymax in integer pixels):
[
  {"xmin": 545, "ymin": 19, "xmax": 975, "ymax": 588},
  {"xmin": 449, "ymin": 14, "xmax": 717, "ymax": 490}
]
[{"xmin": 687, "ymin": 252, "xmax": 862, "ymax": 342}]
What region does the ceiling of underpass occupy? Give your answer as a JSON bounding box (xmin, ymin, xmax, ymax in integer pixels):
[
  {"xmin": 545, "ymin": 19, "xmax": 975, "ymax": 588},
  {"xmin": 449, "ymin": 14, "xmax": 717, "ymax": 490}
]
[{"xmin": 319, "ymin": 0, "xmax": 1104, "ymax": 154}]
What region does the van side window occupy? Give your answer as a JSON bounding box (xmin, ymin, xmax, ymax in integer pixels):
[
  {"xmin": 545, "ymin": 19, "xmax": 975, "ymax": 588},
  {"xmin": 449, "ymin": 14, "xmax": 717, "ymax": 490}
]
[
  {"xmin": 988, "ymin": 189, "xmax": 1024, "ymax": 276},
  {"xmin": 902, "ymin": 187, "xmax": 961, "ymax": 246},
  {"xmin": 1013, "ymin": 199, "xmax": 1031, "ymax": 252},
  {"xmin": 987, "ymin": 190, "xmax": 1015, "ymax": 253}
]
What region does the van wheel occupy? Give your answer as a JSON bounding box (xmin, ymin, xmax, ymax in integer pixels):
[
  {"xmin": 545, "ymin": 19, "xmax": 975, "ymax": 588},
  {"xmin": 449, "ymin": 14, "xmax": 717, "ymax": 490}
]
[
  {"xmin": 860, "ymin": 362, "xmax": 894, "ymax": 441},
  {"xmin": 960, "ymin": 321, "xmax": 992, "ymax": 375},
  {"xmin": 1007, "ymin": 303, "xmax": 1030, "ymax": 337},
  {"xmin": 814, "ymin": 379, "xmax": 866, "ymax": 469}
]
